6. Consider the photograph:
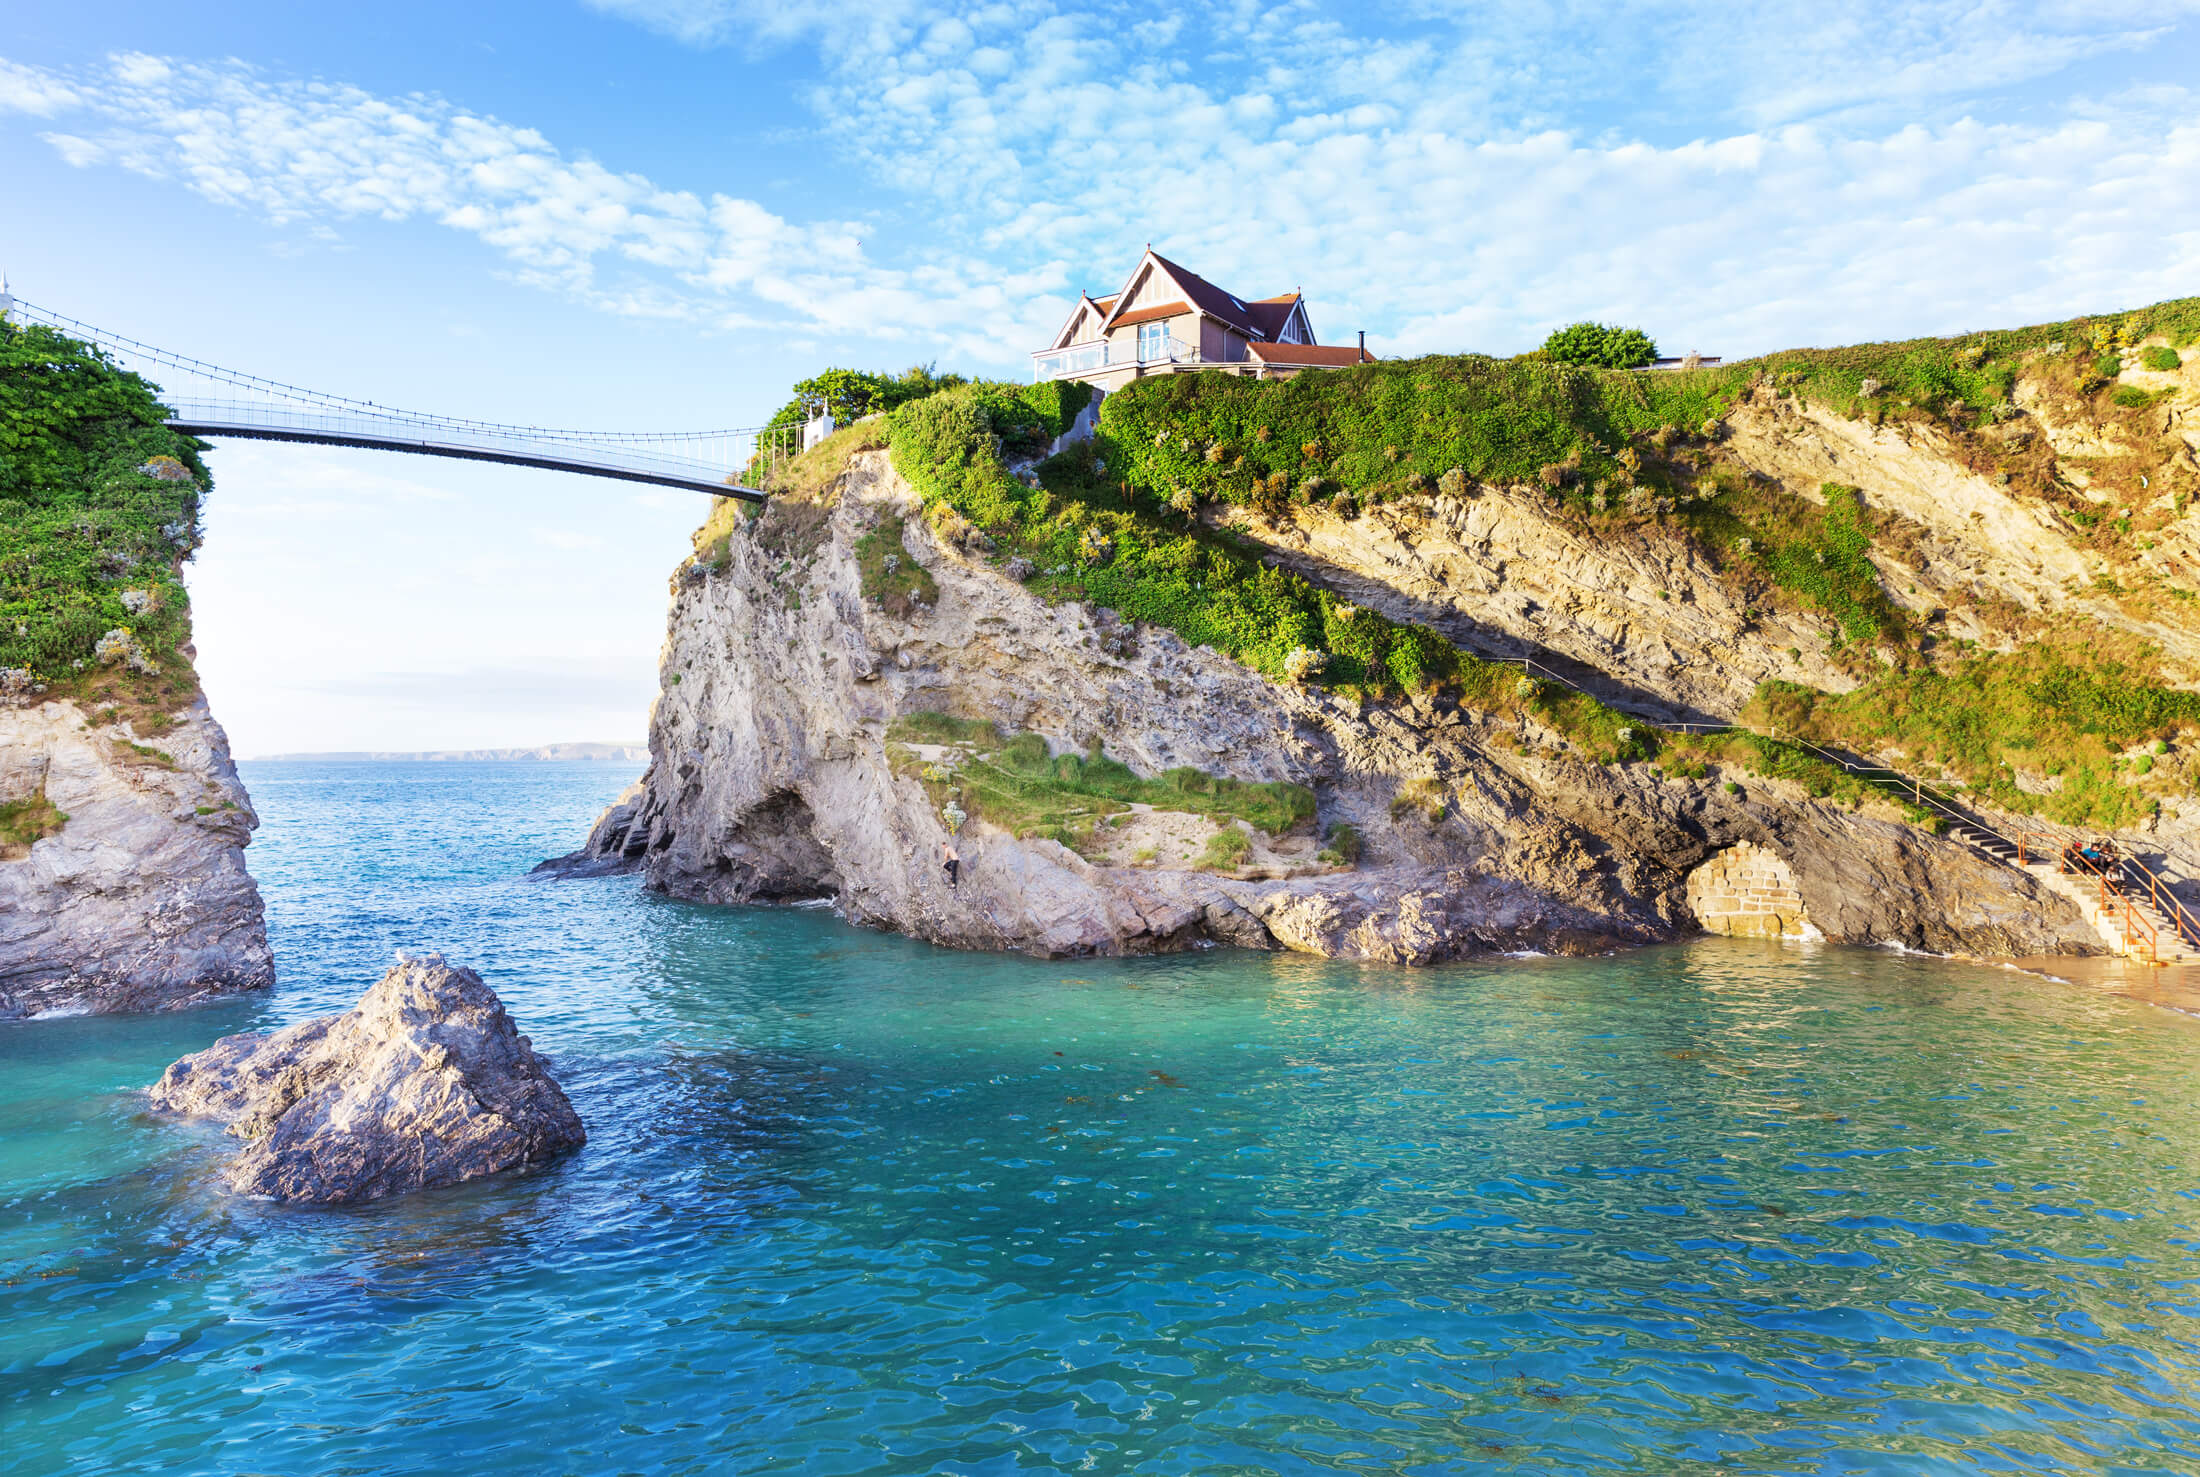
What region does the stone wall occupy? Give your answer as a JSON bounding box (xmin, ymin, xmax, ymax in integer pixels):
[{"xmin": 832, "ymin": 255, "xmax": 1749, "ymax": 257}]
[{"xmin": 1687, "ymin": 841, "xmax": 1812, "ymax": 939}]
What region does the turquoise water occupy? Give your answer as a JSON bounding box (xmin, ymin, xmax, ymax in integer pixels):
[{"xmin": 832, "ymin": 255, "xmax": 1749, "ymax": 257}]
[{"xmin": 4, "ymin": 762, "xmax": 2199, "ymax": 1475}]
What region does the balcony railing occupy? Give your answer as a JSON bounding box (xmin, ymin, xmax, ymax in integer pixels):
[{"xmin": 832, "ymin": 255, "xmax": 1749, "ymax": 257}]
[{"xmin": 1032, "ymin": 336, "xmax": 1203, "ymax": 381}]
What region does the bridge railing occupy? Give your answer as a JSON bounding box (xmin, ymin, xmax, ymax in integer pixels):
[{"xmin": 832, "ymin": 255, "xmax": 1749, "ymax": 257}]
[{"xmin": 162, "ymin": 398, "xmax": 772, "ymax": 498}]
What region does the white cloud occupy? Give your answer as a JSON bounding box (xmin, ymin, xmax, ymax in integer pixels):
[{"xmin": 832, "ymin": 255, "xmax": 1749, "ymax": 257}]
[
  {"xmin": 0, "ymin": 58, "xmax": 82, "ymax": 116},
  {"xmin": 6, "ymin": 4, "xmax": 2200, "ymax": 372},
  {"xmin": 3, "ymin": 50, "xmax": 1058, "ymax": 362}
]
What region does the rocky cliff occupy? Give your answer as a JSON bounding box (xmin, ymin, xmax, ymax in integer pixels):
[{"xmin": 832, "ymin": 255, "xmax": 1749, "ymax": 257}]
[
  {"xmin": 0, "ymin": 691, "xmax": 271, "ymax": 1016},
  {"xmin": 560, "ymin": 449, "xmax": 2096, "ymax": 963},
  {"xmin": 1, "ymin": 318, "xmax": 272, "ymax": 1017}
]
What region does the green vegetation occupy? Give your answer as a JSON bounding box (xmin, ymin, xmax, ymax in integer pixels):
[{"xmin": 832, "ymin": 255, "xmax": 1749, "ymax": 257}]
[
  {"xmin": 1541, "ymin": 321, "xmax": 1658, "ymax": 369},
  {"xmin": 1747, "ymin": 638, "xmax": 2200, "ymax": 828},
  {"xmin": 841, "ymin": 296, "xmax": 2200, "ymax": 836},
  {"xmin": 2141, "ymin": 346, "xmax": 2183, "ymax": 372},
  {"xmin": 1707, "ymin": 482, "xmax": 1908, "ymax": 646},
  {"xmin": 2112, "ymin": 385, "xmax": 2169, "ymax": 410},
  {"xmin": 1, "ymin": 321, "xmax": 208, "ymax": 693},
  {"xmin": 1390, "ymin": 776, "xmax": 1448, "ymax": 824},
  {"xmin": 0, "ymin": 785, "xmax": 67, "ymax": 856},
  {"xmin": 1197, "ymin": 827, "xmax": 1253, "ymax": 871},
  {"xmin": 886, "ymin": 712, "xmax": 1315, "ymax": 843},
  {"xmin": 1317, "ymin": 821, "xmax": 1362, "ymax": 866},
  {"xmin": 855, "ymin": 514, "xmax": 938, "ymax": 616},
  {"xmin": 762, "ymin": 365, "xmax": 968, "ymax": 434},
  {"xmin": 879, "ymin": 379, "xmax": 1662, "ymax": 754}
]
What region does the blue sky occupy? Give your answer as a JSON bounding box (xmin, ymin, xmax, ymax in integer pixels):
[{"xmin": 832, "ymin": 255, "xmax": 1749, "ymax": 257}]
[{"xmin": 5, "ymin": 1, "xmax": 2198, "ymax": 753}]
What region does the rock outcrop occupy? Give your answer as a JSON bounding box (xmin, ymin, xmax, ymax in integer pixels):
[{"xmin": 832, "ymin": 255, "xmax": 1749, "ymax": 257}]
[
  {"xmin": 150, "ymin": 954, "xmax": 585, "ymax": 1204},
  {"xmin": 552, "ymin": 450, "xmax": 2098, "ymax": 963},
  {"xmin": 1, "ymin": 695, "xmax": 272, "ymax": 1017}
]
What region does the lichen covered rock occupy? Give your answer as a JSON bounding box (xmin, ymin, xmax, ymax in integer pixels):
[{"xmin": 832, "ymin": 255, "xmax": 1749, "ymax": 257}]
[{"xmin": 150, "ymin": 955, "xmax": 585, "ymax": 1204}]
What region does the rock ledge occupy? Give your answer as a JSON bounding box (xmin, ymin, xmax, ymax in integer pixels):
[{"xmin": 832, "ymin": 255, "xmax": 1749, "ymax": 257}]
[{"xmin": 150, "ymin": 954, "xmax": 585, "ymax": 1204}]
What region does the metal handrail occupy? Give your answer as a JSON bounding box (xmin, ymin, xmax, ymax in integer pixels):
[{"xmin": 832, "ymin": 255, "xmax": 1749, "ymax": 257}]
[{"xmin": 1496, "ymin": 648, "xmax": 2196, "ymax": 958}]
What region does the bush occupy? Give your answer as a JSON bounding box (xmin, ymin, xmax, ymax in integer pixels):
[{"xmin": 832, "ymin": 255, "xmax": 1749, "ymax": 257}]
[
  {"xmin": 1390, "ymin": 776, "xmax": 1448, "ymax": 824},
  {"xmin": 1318, "ymin": 821, "xmax": 1363, "ymax": 866},
  {"xmin": 2141, "ymin": 346, "xmax": 2182, "ymax": 372},
  {"xmin": 2113, "ymin": 386, "xmax": 2164, "ymax": 410},
  {"xmin": 763, "ymin": 364, "xmax": 965, "ymax": 433},
  {"xmin": 1197, "ymin": 826, "xmax": 1253, "ymax": 871},
  {"xmin": 1542, "ymin": 322, "xmax": 1659, "ymax": 369},
  {"xmin": 1, "ymin": 321, "xmax": 208, "ymax": 689},
  {"xmin": 2094, "ymin": 354, "xmax": 2123, "ymax": 379}
]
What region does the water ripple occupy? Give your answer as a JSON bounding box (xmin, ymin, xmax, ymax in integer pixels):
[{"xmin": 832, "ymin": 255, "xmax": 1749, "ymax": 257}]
[{"xmin": 1, "ymin": 761, "xmax": 2197, "ymax": 1473}]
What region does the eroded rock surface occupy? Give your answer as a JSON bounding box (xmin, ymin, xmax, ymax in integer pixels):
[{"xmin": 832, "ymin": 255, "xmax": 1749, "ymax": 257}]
[
  {"xmin": 1, "ymin": 696, "xmax": 271, "ymax": 1018},
  {"xmin": 150, "ymin": 955, "xmax": 585, "ymax": 1204},
  {"xmin": 550, "ymin": 451, "xmax": 2096, "ymax": 964}
]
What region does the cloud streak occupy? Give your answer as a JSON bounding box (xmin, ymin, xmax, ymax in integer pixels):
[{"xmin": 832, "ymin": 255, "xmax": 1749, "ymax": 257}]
[{"xmin": 11, "ymin": 51, "xmax": 1060, "ymax": 360}]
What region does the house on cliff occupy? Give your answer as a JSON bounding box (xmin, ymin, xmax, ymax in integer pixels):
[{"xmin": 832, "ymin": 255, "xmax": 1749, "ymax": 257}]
[{"xmin": 1032, "ymin": 247, "xmax": 1374, "ymax": 391}]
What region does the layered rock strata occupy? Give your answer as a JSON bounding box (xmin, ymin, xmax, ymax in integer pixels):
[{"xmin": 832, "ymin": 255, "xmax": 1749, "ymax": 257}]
[
  {"xmin": 1, "ymin": 695, "xmax": 271, "ymax": 1017},
  {"xmin": 556, "ymin": 451, "xmax": 2097, "ymax": 964},
  {"xmin": 150, "ymin": 954, "xmax": 585, "ymax": 1204}
]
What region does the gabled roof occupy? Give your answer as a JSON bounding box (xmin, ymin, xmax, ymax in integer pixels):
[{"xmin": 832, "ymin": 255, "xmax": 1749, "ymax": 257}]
[
  {"xmin": 1047, "ymin": 292, "xmax": 1112, "ymax": 351},
  {"xmin": 1242, "ymin": 293, "xmax": 1301, "ymax": 341},
  {"xmin": 1143, "ymin": 249, "xmax": 1265, "ymax": 337}
]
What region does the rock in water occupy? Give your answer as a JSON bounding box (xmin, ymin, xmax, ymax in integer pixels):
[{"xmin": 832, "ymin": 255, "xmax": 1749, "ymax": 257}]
[{"xmin": 149, "ymin": 955, "xmax": 585, "ymax": 1204}]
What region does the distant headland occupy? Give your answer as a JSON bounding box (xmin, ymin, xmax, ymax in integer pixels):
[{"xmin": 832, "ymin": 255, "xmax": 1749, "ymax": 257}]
[{"xmin": 251, "ymin": 742, "xmax": 648, "ymax": 763}]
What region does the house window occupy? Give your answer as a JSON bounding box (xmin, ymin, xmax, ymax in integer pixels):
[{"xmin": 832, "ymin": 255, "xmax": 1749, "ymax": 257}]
[{"xmin": 1138, "ymin": 321, "xmax": 1172, "ymax": 362}]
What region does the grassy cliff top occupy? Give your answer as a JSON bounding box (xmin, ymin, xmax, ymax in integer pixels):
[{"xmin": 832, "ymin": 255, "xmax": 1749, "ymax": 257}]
[
  {"xmin": 1097, "ymin": 294, "xmax": 2200, "ymax": 510},
  {"xmin": 1, "ymin": 321, "xmax": 209, "ymax": 707}
]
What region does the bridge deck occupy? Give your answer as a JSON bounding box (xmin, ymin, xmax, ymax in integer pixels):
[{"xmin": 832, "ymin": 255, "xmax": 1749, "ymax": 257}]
[{"xmin": 166, "ymin": 416, "xmax": 766, "ymax": 500}]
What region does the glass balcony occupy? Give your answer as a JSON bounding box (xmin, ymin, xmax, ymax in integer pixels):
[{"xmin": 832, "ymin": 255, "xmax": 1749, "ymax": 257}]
[{"xmin": 1032, "ymin": 336, "xmax": 1201, "ymax": 381}]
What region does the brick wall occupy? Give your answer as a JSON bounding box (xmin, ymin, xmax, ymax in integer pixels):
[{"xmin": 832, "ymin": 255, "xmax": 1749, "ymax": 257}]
[{"xmin": 1686, "ymin": 841, "xmax": 1812, "ymax": 939}]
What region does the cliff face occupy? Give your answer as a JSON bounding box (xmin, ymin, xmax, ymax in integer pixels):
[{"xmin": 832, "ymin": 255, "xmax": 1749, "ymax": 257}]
[
  {"xmin": 0, "ymin": 692, "xmax": 271, "ymax": 1017},
  {"xmin": 567, "ymin": 451, "xmax": 2095, "ymax": 964},
  {"xmin": 1, "ymin": 318, "xmax": 274, "ymax": 1017}
]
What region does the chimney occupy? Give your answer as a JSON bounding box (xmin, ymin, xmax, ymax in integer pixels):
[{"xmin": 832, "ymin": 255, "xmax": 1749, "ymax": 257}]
[{"xmin": 1357, "ymin": 330, "xmax": 1365, "ymax": 360}]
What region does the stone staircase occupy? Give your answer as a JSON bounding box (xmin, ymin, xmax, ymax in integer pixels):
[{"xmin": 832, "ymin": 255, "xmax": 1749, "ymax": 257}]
[{"xmin": 1773, "ymin": 739, "xmax": 2200, "ymax": 964}]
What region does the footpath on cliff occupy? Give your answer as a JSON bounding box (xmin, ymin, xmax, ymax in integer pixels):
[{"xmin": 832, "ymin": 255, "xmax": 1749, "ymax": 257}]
[{"xmin": 556, "ymin": 299, "xmax": 2200, "ymax": 968}]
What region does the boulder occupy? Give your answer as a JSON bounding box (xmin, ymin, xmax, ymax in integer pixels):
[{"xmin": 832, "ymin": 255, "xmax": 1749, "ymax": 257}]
[{"xmin": 149, "ymin": 954, "xmax": 585, "ymax": 1204}]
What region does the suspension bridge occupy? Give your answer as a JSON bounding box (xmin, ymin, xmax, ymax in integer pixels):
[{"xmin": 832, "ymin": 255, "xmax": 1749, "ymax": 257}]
[{"xmin": 3, "ymin": 295, "xmax": 792, "ymax": 501}]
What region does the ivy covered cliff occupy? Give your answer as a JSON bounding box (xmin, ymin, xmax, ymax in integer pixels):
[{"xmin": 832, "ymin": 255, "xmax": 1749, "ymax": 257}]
[{"xmin": 0, "ymin": 322, "xmax": 269, "ymax": 1017}]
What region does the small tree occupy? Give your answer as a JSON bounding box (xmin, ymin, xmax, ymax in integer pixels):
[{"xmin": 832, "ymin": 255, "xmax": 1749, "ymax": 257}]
[{"xmin": 1541, "ymin": 322, "xmax": 1659, "ymax": 369}]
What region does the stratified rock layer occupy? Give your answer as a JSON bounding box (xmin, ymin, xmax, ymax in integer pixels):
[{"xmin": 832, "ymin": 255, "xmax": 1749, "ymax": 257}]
[
  {"xmin": 555, "ymin": 450, "xmax": 2097, "ymax": 964},
  {"xmin": 0, "ymin": 696, "xmax": 271, "ymax": 1017},
  {"xmin": 149, "ymin": 955, "xmax": 585, "ymax": 1204}
]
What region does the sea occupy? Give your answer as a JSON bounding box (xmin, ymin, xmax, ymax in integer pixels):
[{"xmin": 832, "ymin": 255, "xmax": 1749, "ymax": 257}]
[{"xmin": 2, "ymin": 759, "xmax": 2197, "ymax": 1475}]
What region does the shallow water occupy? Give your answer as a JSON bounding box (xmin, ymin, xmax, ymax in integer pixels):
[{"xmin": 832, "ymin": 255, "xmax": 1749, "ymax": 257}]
[{"xmin": 4, "ymin": 760, "xmax": 2198, "ymax": 1475}]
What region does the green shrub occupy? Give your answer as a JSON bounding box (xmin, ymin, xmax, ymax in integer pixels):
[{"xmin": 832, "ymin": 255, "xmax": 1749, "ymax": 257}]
[
  {"xmin": 1747, "ymin": 639, "xmax": 2199, "ymax": 829},
  {"xmin": 855, "ymin": 515, "xmax": 938, "ymax": 616},
  {"xmin": 1390, "ymin": 776, "xmax": 1448, "ymax": 824},
  {"xmin": 2141, "ymin": 346, "xmax": 2182, "ymax": 372},
  {"xmin": 0, "ymin": 786, "xmax": 67, "ymax": 854},
  {"xmin": 762, "ymin": 364, "xmax": 965, "ymax": 434},
  {"xmin": 0, "ymin": 321, "xmax": 208, "ymax": 688},
  {"xmin": 2094, "ymin": 354, "xmax": 2124, "ymax": 379},
  {"xmin": 2112, "ymin": 385, "xmax": 2165, "ymax": 410},
  {"xmin": 1542, "ymin": 322, "xmax": 1659, "ymax": 369},
  {"xmin": 1316, "ymin": 820, "xmax": 1364, "ymax": 866},
  {"xmin": 1197, "ymin": 826, "xmax": 1253, "ymax": 871}
]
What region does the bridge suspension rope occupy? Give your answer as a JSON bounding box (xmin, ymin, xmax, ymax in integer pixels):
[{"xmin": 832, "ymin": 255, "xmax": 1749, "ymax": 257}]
[{"xmin": 4, "ymin": 297, "xmax": 792, "ymax": 498}]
